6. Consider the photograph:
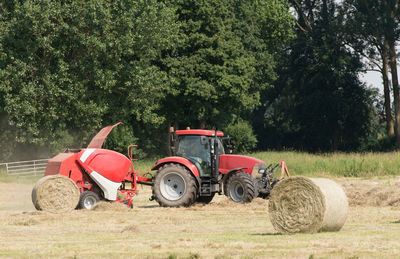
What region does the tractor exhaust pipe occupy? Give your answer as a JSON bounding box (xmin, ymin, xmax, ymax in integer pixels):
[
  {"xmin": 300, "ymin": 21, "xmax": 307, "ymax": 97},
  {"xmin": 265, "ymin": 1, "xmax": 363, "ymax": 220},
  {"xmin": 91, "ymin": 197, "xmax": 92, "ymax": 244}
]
[{"xmin": 212, "ymin": 130, "xmax": 219, "ymax": 181}]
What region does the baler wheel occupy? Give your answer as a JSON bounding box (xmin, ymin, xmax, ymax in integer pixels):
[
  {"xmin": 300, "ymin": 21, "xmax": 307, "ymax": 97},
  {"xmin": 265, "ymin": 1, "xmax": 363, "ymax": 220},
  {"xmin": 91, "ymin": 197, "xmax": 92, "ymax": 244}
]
[
  {"xmin": 196, "ymin": 193, "xmax": 215, "ymax": 204},
  {"xmin": 78, "ymin": 191, "xmax": 100, "ymax": 210},
  {"xmin": 152, "ymin": 164, "xmax": 197, "ymax": 207},
  {"xmin": 226, "ymin": 173, "xmax": 256, "ymax": 203}
]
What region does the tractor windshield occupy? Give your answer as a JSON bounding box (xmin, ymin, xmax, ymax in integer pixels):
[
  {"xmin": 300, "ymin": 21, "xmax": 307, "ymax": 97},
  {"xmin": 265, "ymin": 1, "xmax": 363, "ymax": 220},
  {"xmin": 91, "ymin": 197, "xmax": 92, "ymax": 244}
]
[{"xmin": 176, "ymin": 135, "xmax": 224, "ymax": 176}]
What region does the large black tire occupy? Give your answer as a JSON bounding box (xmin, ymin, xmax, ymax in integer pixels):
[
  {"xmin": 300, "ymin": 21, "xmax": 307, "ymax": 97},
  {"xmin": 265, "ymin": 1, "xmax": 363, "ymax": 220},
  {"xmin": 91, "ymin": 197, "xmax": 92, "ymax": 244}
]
[
  {"xmin": 226, "ymin": 173, "xmax": 256, "ymax": 203},
  {"xmin": 253, "ymin": 178, "xmax": 260, "ymax": 198},
  {"xmin": 78, "ymin": 191, "xmax": 100, "ymax": 210},
  {"xmin": 152, "ymin": 164, "xmax": 197, "ymax": 207},
  {"xmin": 196, "ymin": 193, "xmax": 215, "ymax": 204}
]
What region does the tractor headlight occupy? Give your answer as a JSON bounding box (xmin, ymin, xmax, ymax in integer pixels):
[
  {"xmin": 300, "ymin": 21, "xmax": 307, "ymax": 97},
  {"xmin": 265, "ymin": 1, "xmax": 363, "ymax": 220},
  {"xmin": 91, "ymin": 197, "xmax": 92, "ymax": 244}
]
[
  {"xmin": 252, "ymin": 163, "xmax": 267, "ymax": 178},
  {"xmin": 258, "ymin": 168, "xmax": 266, "ymax": 174}
]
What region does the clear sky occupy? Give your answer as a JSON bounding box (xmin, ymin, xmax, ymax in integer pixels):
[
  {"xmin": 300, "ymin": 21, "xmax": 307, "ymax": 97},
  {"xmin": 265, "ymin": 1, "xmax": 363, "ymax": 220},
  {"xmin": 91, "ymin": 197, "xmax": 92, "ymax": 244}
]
[{"xmin": 361, "ymin": 71, "xmax": 382, "ymax": 90}]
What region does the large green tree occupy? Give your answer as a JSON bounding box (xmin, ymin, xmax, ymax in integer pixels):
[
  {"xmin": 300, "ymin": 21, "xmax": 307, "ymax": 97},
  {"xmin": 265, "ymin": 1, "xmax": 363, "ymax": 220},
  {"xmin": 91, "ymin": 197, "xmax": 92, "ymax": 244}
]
[
  {"xmin": 162, "ymin": 0, "xmax": 293, "ymax": 129},
  {"xmin": 257, "ymin": 0, "xmax": 376, "ymax": 151},
  {"xmin": 0, "ymin": 0, "xmax": 295, "ymax": 160},
  {"xmin": 0, "ymin": 0, "xmax": 178, "ymax": 160},
  {"xmin": 343, "ymin": 0, "xmax": 400, "ymax": 143}
]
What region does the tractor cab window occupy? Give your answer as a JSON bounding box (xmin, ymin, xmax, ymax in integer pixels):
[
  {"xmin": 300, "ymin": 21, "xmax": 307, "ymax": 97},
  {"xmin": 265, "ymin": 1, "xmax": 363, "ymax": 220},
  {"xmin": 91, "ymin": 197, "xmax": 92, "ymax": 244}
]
[
  {"xmin": 211, "ymin": 138, "xmax": 225, "ymax": 155},
  {"xmin": 177, "ymin": 135, "xmax": 210, "ymax": 161},
  {"xmin": 176, "ymin": 135, "xmax": 211, "ymax": 176}
]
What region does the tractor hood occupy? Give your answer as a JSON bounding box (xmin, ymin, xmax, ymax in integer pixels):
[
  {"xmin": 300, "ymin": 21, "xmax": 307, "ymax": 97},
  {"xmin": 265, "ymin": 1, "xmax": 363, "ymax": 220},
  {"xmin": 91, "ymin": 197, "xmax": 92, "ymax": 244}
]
[{"xmin": 219, "ymin": 154, "xmax": 266, "ymax": 176}]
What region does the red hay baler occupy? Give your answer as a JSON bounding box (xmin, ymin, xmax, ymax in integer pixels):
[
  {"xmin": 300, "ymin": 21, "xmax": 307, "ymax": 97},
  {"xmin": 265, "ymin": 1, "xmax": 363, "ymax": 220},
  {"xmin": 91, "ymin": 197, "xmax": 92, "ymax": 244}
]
[
  {"xmin": 42, "ymin": 122, "xmax": 151, "ymax": 209},
  {"xmin": 36, "ymin": 123, "xmax": 289, "ymax": 210}
]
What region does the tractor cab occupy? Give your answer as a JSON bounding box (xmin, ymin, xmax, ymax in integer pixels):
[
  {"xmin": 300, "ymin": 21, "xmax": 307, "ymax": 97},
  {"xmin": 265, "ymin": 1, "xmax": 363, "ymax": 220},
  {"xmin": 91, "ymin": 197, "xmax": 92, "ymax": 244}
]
[{"xmin": 173, "ymin": 129, "xmax": 225, "ymax": 177}]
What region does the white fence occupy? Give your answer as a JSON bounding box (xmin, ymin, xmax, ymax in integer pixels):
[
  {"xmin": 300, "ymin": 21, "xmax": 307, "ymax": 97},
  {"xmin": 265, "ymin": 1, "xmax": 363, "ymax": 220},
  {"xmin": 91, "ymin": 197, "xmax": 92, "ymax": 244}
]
[{"xmin": 0, "ymin": 159, "xmax": 49, "ymax": 176}]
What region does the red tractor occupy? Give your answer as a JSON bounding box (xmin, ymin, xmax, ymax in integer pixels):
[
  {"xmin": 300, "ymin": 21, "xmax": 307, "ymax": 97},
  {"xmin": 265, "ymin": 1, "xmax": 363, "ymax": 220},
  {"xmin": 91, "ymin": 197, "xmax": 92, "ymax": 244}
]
[
  {"xmin": 37, "ymin": 123, "xmax": 289, "ymax": 210},
  {"xmin": 150, "ymin": 127, "xmax": 290, "ymax": 207}
]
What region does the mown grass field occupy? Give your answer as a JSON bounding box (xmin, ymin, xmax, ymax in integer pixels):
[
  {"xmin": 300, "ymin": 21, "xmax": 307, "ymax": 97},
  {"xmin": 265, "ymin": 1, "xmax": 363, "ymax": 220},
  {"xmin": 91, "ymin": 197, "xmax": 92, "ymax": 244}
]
[{"xmin": 1, "ymin": 151, "xmax": 400, "ymax": 258}]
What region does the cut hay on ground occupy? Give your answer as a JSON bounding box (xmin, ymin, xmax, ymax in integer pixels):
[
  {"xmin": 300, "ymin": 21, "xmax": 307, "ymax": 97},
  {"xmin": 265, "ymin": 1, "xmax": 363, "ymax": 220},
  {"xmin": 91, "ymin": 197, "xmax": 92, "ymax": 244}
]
[
  {"xmin": 31, "ymin": 175, "xmax": 80, "ymax": 213},
  {"xmin": 341, "ymin": 180, "xmax": 400, "ymax": 207},
  {"xmin": 91, "ymin": 201, "xmax": 129, "ymax": 211},
  {"xmin": 268, "ymin": 176, "xmax": 348, "ymax": 234}
]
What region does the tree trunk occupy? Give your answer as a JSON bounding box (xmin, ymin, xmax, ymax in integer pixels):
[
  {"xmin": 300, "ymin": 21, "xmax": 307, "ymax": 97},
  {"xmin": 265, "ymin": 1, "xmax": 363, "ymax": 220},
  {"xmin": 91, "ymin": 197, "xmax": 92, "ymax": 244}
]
[
  {"xmin": 388, "ymin": 39, "xmax": 400, "ymax": 148},
  {"xmin": 382, "ymin": 40, "xmax": 394, "ymax": 136}
]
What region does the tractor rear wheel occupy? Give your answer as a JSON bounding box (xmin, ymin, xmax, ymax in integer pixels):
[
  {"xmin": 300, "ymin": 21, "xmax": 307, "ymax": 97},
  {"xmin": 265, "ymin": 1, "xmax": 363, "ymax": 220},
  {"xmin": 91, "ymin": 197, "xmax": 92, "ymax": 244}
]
[
  {"xmin": 226, "ymin": 173, "xmax": 256, "ymax": 203},
  {"xmin": 78, "ymin": 191, "xmax": 100, "ymax": 210},
  {"xmin": 196, "ymin": 193, "xmax": 215, "ymax": 204},
  {"xmin": 152, "ymin": 164, "xmax": 197, "ymax": 207}
]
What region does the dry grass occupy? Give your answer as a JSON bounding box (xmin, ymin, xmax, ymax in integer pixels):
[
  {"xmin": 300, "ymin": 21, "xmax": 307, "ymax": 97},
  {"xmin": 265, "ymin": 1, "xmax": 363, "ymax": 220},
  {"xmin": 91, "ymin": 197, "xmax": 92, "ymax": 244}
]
[{"xmin": 1, "ymin": 180, "xmax": 400, "ymax": 258}]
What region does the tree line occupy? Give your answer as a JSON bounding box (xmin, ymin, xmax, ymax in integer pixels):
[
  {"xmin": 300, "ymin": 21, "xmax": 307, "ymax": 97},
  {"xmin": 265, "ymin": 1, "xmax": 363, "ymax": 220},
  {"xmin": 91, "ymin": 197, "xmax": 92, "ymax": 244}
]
[{"xmin": 0, "ymin": 0, "xmax": 397, "ymax": 161}]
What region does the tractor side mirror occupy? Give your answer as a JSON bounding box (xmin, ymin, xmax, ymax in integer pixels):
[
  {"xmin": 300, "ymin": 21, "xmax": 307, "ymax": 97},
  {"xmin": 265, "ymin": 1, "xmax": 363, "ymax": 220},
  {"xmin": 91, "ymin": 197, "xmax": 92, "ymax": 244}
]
[
  {"xmin": 223, "ymin": 136, "xmax": 233, "ymax": 154},
  {"xmin": 200, "ymin": 136, "xmax": 208, "ymax": 145}
]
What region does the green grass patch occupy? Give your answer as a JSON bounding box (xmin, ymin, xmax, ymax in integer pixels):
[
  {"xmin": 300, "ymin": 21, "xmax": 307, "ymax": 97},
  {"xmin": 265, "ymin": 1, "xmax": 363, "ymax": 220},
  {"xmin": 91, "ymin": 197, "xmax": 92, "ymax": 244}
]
[
  {"xmin": 132, "ymin": 157, "xmax": 158, "ymax": 174},
  {"xmin": 247, "ymin": 151, "xmax": 400, "ymax": 177}
]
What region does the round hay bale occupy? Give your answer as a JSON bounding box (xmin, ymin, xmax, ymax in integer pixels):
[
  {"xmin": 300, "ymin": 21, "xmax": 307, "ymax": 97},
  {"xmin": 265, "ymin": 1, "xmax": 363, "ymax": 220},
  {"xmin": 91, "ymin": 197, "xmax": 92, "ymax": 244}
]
[
  {"xmin": 268, "ymin": 176, "xmax": 348, "ymax": 234},
  {"xmin": 32, "ymin": 175, "xmax": 80, "ymax": 213}
]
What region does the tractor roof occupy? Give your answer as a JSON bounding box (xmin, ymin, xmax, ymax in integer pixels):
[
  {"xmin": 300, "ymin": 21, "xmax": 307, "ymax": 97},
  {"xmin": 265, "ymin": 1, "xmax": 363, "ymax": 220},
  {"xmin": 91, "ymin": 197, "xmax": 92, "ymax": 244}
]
[{"xmin": 175, "ymin": 129, "xmax": 224, "ymax": 137}]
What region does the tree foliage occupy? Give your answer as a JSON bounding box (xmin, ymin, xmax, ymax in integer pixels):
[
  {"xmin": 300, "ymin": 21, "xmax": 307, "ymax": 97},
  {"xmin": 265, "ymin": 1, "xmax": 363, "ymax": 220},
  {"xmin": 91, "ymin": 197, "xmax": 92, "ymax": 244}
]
[
  {"xmin": 1, "ymin": 0, "xmax": 387, "ymax": 160},
  {"xmin": 224, "ymin": 120, "xmax": 257, "ymax": 153},
  {"xmin": 342, "ymin": 0, "xmax": 400, "ymax": 145},
  {"xmin": 255, "ymin": 0, "xmax": 377, "ymax": 152},
  {"xmin": 162, "ymin": 0, "xmax": 293, "ymax": 129},
  {"xmin": 0, "ymin": 0, "xmax": 179, "ymax": 160}
]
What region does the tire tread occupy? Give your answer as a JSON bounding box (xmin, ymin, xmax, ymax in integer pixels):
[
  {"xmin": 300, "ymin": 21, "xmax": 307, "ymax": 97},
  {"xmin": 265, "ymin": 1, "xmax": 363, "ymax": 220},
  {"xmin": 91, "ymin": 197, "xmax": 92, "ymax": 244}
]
[{"xmin": 152, "ymin": 163, "xmax": 197, "ymax": 207}]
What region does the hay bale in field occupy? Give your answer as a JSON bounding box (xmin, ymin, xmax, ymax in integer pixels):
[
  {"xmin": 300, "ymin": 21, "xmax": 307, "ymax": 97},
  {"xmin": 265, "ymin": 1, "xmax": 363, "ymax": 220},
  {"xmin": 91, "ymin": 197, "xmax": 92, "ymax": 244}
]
[
  {"xmin": 268, "ymin": 176, "xmax": 348, "ymax": 234},
  {"xmin": 31, "ymin": 175, "xmax": 80, "ymax": 213}
]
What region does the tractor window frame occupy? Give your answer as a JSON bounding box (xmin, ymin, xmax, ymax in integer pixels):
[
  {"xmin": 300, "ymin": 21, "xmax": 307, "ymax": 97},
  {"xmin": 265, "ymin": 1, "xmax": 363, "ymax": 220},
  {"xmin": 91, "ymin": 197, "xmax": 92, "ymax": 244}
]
[{"xmin": 176, "ymin": 135, "xmax": 210, "ymax": 159}]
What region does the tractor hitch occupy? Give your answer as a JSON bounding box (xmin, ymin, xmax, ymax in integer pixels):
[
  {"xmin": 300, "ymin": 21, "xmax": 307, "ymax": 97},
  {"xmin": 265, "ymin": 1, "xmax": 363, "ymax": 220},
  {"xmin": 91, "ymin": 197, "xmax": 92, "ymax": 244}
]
[{"xmin": 256, "ymin": 161, "xmax": 290, "ymax": 199}]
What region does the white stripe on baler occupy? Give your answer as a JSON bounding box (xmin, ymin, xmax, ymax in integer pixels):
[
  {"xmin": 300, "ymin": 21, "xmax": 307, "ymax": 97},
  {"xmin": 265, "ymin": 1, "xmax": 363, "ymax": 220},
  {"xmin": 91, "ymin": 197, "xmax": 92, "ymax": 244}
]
[
  {"xmin": 89, "ymin": 171, "xmax": 121, "ymax": 200},
  {"xmin": 80, "ymin": 148, "xmax": 96, "ymax": 163}
]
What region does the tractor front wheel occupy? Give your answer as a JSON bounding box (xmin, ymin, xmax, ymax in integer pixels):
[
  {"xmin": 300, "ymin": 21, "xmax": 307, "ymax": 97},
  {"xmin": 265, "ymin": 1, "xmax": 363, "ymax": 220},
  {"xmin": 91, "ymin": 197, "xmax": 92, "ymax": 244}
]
[
  {"xmin": 226, "ymin": 173, "xmax": 256, "ymax": 203},
  {"xmin": 152, "ymin": 164, "xmax": 197, "ymax": 207},
  {"xmin": 78, "ymin": 191, "xmax": 100, "ymax": 210}
]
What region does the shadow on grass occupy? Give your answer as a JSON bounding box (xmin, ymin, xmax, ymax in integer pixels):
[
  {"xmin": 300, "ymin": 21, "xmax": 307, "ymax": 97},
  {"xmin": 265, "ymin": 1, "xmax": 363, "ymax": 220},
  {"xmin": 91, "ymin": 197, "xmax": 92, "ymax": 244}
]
[
  {"xmin": 137, "ymin": 205, "xmax": 159, "ymax": 208},
  {"xmin": 251, "ymin": 232, "xmax": 281, "ymax": 236}
]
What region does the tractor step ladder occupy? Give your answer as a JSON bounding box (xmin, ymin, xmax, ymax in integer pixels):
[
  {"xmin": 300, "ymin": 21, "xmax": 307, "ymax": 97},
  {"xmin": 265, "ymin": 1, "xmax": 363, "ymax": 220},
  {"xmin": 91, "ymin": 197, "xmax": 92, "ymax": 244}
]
[{"xmin": 200, "ymin": 179, "xmax": 212, "ymax": 196}]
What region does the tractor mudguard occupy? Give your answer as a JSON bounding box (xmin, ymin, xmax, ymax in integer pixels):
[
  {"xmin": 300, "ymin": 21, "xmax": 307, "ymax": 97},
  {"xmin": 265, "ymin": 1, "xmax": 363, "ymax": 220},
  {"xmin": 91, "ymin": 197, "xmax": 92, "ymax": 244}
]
[
  {"xmin": 152, "ymin": 157, "xmax": 200, "ymax": 178},
  {"xmin": 221, "ymin": 167, "xmax": 248, "ymax": 191},
  {"xmin": 225, "ymin": 167, "xmax": 247, "ymax": 174}
]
